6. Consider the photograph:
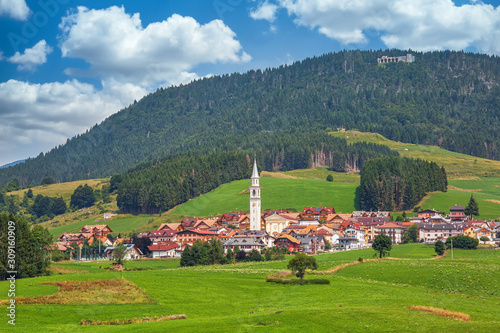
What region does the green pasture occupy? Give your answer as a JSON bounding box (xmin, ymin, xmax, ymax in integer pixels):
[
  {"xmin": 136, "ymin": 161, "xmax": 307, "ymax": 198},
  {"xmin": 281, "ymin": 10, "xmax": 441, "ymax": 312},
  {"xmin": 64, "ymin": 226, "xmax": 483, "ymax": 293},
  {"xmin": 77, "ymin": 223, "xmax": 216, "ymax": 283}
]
[
  {"xmin": 330, "ymin": 130, "xmax": 500, "ymax": 178},
  {"xmin": 419, "ymin": 177, "xmax": 500, "ymax": 220},
  {"xmin": 0, "ymin": 244, "xmax": 498, "ymax": 332},
  {"xmin": 169, "ymin": 177, "xmax": 358, "ymax": 217},
  {"xmin": 263, "ymin": 167, "xmax": 361, "ymax": 184},
  {"xmin": 48, "ymin": 216, "xmax": 155, "ymax": 237}
]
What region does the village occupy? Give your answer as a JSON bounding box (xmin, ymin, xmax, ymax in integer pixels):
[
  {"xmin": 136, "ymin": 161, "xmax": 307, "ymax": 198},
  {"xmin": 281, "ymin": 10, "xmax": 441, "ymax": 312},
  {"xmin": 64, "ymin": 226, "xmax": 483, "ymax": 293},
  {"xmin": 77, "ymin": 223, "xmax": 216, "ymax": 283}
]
[{"xmin": 56, "ymin": 159, "xmax": 500, "ymax": 261}]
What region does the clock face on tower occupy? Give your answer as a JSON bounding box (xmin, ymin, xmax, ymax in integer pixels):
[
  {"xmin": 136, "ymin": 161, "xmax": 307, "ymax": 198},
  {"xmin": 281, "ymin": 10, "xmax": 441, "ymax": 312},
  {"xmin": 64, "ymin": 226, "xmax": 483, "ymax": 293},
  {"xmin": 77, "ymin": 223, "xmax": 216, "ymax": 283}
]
[{"xmin": 252, "ymin": 203, "xmax": 256, "ymax": 207}]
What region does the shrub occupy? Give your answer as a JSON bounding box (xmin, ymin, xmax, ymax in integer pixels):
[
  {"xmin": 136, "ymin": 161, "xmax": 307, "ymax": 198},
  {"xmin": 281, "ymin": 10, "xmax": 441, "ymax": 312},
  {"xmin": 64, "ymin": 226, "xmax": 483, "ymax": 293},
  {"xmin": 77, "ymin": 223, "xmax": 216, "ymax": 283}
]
[
  {"xmin": 435, "ymin": 240, "xmax": 445, "ymax": 255},
  {"xmin": 309, "ymin": 279, "xmax": 330, "ymax": 284},
  {"xmin": 266, "ymin": 278, "xmax": 330, "ymax": 285},
  {"xmin": 446, "ymin": 235, "xmax": 479, "ymax": 249}
]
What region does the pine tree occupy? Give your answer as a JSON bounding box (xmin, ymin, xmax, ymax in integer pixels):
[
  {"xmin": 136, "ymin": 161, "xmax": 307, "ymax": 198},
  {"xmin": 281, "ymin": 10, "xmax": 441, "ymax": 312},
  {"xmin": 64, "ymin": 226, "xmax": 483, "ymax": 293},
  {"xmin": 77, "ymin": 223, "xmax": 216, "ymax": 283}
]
[{"xmin": 465, "ymin": 194, "xmax": 479, "ymax": 216}]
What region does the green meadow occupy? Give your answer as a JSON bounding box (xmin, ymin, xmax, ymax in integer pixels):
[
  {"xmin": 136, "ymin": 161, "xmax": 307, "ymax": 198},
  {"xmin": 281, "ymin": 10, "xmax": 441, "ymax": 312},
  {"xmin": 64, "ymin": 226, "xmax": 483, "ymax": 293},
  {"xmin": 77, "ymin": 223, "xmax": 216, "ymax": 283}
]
[
  {"xmin": 169, "ymin": 177, "xmax": 358, "ymax": 217},
  {"xmin": 47, "ymin": 216, "xmax": 156, "ymax": 236},
  {"xmin": 0, "ymin": 244, "xmax": 498, "ymax": 332},
  {"xmin": 330, "ymin": 130, "xmax": 500, "ymax": 179},
  {"xmin": 419, "ymin": 177, "xmax": 500, "ymax": 220}
]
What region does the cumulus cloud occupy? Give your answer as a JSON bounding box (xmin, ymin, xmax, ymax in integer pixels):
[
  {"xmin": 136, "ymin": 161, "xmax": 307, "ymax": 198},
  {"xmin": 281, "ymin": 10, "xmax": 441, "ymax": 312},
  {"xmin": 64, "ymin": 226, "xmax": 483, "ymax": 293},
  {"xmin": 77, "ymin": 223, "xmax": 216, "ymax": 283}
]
[
  {"xmin": 250, "ymin": 1, "xmax": 279, "ymax": 22},
  {"xmin": 7, "ymin": 40, "xmax": 53, "ymax": 71},
  {"xmin": 0, "ymin": 79, "xmax": 146, "ymax": 165},
  {"xmin": 0, "ymin": 0, "xmax": 30, "ymax": 20},
  {"xmin": 260, "ymin": 0, "xmax": 500, "ymax": 55},
  {"xmin": 0, "ymin": 5, "xmax": 253, "ymax": 164},
  {"xmin": 58, "ymin": 6, "xmax": 251, "ymax": 88}
]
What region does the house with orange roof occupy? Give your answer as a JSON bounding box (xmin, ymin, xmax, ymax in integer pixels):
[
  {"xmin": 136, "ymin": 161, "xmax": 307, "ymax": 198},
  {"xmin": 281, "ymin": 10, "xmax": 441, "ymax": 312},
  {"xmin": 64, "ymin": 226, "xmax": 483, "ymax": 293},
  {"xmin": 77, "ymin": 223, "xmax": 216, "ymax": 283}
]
[
  {"xmin": 145, "ymin": 230, "xmax": 177, "ymax": 244},
  {"xmin": 194, "ymin": 219, "xmax": 218, "ymax": 230},
  {"xmin": 176, "ymin": 229, "xmax": 220, "ymax": 246},
  {"xmin": 80, "ymin": 224, "xmax": 112, "ymax": 237},
  {"xmin": 58, "ymin": 233, "xmax": 86, "ymax": 245},
  {"xmin": 274, "ymin": 234, "xmax": 301, "ymax": 252},
  {"xmin": 327, "ymin": 213, "xmax": 352, "ymax": 223},
  {"xmin": 301, "ymin": 207, "xmax": 335, "ymax": 221},
  {"xmin": 474, "ymin": 226, "xmax": 494, "ymax": 242},
  {"xmin": 158, "ymin": 223, "xmax": 183, "ymax": 231}
]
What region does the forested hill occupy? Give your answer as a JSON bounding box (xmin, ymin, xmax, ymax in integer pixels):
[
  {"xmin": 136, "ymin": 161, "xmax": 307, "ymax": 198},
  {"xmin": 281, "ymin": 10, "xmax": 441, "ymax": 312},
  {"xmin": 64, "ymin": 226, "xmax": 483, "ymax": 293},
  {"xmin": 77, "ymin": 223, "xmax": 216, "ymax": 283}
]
[{"xmin": 2, "ymin": 49, "xmax": 499, "ymax": 186}]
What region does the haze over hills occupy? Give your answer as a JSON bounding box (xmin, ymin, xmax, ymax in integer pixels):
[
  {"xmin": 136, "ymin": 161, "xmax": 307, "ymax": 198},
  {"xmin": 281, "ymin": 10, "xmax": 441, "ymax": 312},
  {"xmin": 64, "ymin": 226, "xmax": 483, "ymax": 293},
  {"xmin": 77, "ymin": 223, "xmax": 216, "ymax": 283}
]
[{"xmin": 1, "ymin": 49, "xmax": 499, "ymax": 186}]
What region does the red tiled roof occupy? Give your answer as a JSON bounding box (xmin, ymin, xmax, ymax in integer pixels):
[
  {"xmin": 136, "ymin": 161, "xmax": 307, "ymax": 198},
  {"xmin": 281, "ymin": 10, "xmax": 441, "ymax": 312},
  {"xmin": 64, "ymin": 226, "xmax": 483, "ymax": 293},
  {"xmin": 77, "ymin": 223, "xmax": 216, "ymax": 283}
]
[
  {"xmin": 378, "ymin": 222, "xmax": 404, "ymax": 229},
  {"xmin": 148, "ymin": 242, "xmax": 179, "ymax": 252}
]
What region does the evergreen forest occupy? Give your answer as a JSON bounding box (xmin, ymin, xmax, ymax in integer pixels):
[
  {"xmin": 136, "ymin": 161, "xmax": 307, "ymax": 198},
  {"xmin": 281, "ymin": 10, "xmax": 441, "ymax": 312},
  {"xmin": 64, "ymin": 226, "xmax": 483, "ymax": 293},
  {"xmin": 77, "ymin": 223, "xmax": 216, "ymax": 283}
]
[
  {"xmin": 115, "ymin": 133, "xmax": 397, "ymax": 214},
  {"xmin": 1, "ymin": 49, "xmax": 499, "ymax": 186},
  {"xmin": 358, "ymin": 157, "xmax": 448, "ymax": 211}
]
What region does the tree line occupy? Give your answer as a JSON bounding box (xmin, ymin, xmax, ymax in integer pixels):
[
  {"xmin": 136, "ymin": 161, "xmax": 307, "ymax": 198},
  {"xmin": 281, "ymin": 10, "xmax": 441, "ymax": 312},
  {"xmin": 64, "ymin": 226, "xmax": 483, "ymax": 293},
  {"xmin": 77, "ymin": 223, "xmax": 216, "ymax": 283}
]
[
  {"xmin": 359, "ymin": 157, "xmax": 448, "ymax": 211},
  {"xmin": 0, "ymin": 214, "xmax": 52, "ymax": 280},
  {"xmin": 116, "ymin": 134, "xmax": 397, "ymax": 214}
]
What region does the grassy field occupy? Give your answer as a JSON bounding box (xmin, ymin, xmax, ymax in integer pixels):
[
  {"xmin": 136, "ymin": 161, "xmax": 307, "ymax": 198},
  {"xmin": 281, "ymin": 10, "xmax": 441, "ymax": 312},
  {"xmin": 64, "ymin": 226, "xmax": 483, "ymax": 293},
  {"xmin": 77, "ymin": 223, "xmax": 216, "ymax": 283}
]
[
  {"xmin": 10, "ymin": 179, "xmax": 108, "ymax": 204},
  {"xmin": 262, "ymin": 167, "xmax": 360, "ymax": 183},
  {"xmin": 330, "ymin": 130, "xmax": 500, "ymax": 179},
  {"xmin": 169, "ymin": 177, "xmax": 358, "ymax": 217},
  {"xmin": 0, "ymin": 244, "xmax": 498, "ymax": 332},
  {"xmin": 47, "ymin": 216, "xmax": 157, "ymax": 237},
  {"xmin": 419, "ymin": 177, "xmax": 500, "ymax": 220}
]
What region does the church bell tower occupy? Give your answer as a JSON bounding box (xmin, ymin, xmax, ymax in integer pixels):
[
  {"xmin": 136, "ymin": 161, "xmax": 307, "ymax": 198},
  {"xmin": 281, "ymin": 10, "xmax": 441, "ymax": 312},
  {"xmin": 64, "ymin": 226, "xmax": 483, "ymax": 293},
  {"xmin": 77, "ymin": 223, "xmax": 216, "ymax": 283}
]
[{"xmin": 249, "ymin": 158, "xmax": 261, "ymax": 230}]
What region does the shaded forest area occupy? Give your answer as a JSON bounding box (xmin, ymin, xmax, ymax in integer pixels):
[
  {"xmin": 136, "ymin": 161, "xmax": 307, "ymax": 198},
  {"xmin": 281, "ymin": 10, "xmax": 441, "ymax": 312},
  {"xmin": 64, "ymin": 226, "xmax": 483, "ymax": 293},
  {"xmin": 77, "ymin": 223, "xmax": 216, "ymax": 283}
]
[
  {"xmin": 1, "ymin": 49, "xmax": 499, "ymax": 186},
  {"xmin": 359, "ymin": 157, "xmax": 448, "ymax": 211},
  {"xmin": 116, "ymin": 132, "xmax": 397, "ymax": 214}
]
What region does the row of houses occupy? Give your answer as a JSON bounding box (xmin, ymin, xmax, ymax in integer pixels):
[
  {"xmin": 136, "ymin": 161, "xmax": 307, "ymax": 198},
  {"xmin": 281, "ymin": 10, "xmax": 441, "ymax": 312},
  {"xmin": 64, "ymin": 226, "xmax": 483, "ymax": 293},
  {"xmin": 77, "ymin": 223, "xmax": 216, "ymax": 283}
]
[{"xmin": 57, "ymin": 204, "xmax": 499, "ymax": 260}]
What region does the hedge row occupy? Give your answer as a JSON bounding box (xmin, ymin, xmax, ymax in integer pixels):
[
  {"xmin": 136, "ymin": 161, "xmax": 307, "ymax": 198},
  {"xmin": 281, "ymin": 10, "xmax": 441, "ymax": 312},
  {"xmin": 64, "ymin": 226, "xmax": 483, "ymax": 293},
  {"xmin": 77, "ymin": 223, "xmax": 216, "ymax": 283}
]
[{"xmin": 266, "ymin": 278, "xmax": 330, "ymax": 285}]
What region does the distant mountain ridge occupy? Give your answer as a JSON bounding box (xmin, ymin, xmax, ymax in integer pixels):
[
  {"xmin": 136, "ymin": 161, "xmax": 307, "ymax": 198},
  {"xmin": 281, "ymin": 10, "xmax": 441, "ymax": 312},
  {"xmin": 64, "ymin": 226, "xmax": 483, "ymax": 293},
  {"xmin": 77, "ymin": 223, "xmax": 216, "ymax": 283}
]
[
  {"xmin": 0, "ymin": 159, "xmax": 25, "ymax": 169},
  {"xmin": 1, "ymin": 49, "xmax": 499, "ymax": 186}
]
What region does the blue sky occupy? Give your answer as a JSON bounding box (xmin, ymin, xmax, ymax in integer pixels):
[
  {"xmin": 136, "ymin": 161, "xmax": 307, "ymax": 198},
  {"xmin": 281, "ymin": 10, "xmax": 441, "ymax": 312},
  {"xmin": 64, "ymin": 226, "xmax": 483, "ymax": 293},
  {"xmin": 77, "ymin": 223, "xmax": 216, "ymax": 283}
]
[{"xmin": 0, "ymin": 0, "xmax": 499, "ymax": 166}]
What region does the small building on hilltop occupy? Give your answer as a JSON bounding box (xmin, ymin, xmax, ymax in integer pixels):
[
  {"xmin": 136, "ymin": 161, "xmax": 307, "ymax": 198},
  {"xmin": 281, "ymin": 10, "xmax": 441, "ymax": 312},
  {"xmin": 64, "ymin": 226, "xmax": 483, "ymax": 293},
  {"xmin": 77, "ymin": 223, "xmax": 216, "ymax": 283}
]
[{"xmin": 377, "ymin": 54, "xmax": 415, "ymax": 63}]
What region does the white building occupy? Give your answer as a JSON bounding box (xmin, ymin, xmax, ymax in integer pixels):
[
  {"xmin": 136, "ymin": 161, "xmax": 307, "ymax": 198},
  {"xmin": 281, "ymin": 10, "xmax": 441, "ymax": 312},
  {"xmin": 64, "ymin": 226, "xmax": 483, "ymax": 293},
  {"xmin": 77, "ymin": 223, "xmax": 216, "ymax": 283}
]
[
  {"xmin": 344, "ymin": 228, "xmax": 367, "ymax": 248},
  {"xmin": 249, "ymin": 158, "xmax": 261, "ymax": 231},
  {"xmin": 265, "ymin": 213, "xmax": 298, "ymax": 236},
  {"xmin": 148, "ymin": 242, "xmax": 180, "ymax": 258}
]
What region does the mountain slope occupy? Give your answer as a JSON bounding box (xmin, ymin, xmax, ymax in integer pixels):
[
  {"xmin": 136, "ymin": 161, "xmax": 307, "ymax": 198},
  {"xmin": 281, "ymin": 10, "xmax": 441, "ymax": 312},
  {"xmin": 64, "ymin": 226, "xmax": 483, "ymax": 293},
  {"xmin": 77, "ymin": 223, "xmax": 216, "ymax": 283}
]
[{"xmin": 1, "ymin": 49, "xmax": 499, "ymax": 186}]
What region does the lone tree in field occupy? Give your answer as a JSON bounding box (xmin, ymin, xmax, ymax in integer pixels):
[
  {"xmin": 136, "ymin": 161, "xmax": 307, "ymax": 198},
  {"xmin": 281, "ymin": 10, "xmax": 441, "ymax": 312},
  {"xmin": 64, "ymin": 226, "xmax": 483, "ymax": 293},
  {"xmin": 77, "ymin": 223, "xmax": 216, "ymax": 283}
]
[
  {"xmin": 434, "ymin": 240, "xmax": 445, "ymax": 255},
  {"xmin": 465, "ymin": 194, "xmax": 479, "ymax": 217},
  {"xmin": 372, "ymin": 233, "xmax": 392, "ymax": 258},
  {"xmin": 112, "ymin": 242, "xmax": 127, "ymax": 265},
  {"xmin": 287, "ymin": 253, "xmax": 318, "ymax": 279}
]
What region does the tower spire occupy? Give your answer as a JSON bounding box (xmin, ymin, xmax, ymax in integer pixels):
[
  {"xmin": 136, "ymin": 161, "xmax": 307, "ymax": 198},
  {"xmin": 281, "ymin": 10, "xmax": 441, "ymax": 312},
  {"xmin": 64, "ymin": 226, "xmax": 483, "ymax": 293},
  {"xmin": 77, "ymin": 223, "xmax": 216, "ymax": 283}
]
[
  {"xmin": 251, "ymin": 157, "xmax": 259, "ymax": 179},
  {"xmin": 249, "ymin": 157, "xmax": 261, "ymax": 231}
]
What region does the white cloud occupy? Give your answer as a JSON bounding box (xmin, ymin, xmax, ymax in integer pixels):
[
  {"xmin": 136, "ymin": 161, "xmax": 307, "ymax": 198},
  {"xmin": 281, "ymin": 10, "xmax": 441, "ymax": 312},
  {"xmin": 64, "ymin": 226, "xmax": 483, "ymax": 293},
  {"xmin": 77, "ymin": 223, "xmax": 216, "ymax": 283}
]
[
  {"xmin": 264, "ymin": 0, "xmax": 500, "ymax": 55},
  {"xmin": 7, "ymin": 40, "xmax": 53, "ymax": 71},
  {"xmin": 0, "ymin": 79, "xmax": 145, "ymax": 165},
  {"xmin": 59, "ymin": 6, "xmax": 251, "ymax": 88},
  {"xmin": 0, "ymin": 0, "xmax": 30, "ymax": 20},
  {"xmin": 251, "ymin": 1, "xmax": 279, "ymax": 22}
]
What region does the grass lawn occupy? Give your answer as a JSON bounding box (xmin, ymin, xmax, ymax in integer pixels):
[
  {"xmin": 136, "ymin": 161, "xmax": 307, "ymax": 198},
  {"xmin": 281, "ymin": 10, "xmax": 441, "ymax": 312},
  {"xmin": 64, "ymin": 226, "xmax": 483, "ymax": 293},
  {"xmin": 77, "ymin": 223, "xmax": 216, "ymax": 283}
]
[
  {"xmin": 0, "ymin": 244, "xmax": 498, "ymax": 332},
  {"xmin": 168, "ymin": 177, "xmax": 358, "ymax": 218}
]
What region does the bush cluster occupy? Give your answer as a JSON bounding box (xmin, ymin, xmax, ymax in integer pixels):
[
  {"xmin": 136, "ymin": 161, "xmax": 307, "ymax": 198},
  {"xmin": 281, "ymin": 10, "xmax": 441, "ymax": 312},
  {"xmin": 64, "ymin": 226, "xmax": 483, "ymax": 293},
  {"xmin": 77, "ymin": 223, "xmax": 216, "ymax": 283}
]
[{"xmin": 266, "ymin": 278, "xmax": 330, "ymax": 285}]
